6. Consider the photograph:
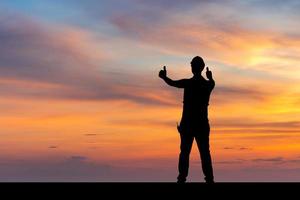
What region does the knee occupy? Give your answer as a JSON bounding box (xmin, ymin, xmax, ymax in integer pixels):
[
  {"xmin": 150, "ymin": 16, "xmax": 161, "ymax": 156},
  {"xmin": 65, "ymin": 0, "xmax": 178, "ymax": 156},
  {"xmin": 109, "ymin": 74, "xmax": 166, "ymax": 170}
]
[
  {"xmin": 200, "ymin": 147, "xmax": 211, "ymax": 156},
  {"xmin": 199, "ymin": 144, "xmax": 210, "ymax": 153},
  {"xmin": 180, "ymin": 149, "xmax": 190, "ymax": 158}
]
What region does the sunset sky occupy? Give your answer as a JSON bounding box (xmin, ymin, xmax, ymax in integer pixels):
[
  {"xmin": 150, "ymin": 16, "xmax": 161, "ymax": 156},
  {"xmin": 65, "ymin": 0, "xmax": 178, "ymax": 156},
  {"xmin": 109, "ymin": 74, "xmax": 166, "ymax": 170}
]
[{"xmin": 1, "ymin": 0, "xmax": 300, "ymax": 181}]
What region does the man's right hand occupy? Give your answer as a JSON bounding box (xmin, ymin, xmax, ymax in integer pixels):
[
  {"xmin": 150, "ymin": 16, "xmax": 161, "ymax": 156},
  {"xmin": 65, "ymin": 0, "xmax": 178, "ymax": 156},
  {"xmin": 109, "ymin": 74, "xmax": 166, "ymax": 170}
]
[
  {"xmin": 159, "ymin": 66, "xmax": 167, "ymax": 79},
  {"xmin": 206, "ymin": 67, "xmax": 213, "ymax": 80}
]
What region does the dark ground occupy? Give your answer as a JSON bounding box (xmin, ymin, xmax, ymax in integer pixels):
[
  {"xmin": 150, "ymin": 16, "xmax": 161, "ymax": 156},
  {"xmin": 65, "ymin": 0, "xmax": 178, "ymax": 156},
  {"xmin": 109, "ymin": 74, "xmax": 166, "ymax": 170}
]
[{"xmin": 1, "ymin": 183, "xmax": 299, "ymax": 198}]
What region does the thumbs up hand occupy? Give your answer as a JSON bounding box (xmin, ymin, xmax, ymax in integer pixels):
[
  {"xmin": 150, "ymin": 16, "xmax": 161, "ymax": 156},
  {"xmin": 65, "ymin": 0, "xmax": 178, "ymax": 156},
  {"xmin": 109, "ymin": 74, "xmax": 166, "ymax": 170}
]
[
  {"xmin": 206, "ymin": 67, "xmax": 213, "ymax": 80},
  {"xmin": 159, "ymin": 66, "xmax": 167, "ymax": 79}
]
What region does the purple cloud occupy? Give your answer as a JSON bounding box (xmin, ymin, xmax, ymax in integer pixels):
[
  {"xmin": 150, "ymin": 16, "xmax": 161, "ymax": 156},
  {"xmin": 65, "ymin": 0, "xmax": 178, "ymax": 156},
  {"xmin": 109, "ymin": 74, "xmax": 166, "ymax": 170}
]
[{"xmin": 0, "ymin": 13, "xmax": 178, "ymax": 106}]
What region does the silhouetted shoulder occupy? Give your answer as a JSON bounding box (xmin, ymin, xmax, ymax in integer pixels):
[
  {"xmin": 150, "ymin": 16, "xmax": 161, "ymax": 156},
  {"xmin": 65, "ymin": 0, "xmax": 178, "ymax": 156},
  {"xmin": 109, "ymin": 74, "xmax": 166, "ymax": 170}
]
[
  {"xmin": 207, "ymin": 79, "xmax": 215, "ymax": 91},
  {"xmin": 179, "ymin": 79, "xmax": 190, "ymax": 87},
  {"xmin": 187, "ymin": 77, "xmax": 215, "ymax": 92},
  {"xmin": 196, "ymin": 77, "xmax": 214, "ymax": 90}
]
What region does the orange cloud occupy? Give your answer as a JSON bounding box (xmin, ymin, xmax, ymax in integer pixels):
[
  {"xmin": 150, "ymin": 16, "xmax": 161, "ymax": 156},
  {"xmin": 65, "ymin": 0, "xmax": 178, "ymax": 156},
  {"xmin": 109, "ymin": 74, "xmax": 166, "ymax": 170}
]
[{"xmin": 112, "ymin": 15, "xmax": 300, "ymax": 77}]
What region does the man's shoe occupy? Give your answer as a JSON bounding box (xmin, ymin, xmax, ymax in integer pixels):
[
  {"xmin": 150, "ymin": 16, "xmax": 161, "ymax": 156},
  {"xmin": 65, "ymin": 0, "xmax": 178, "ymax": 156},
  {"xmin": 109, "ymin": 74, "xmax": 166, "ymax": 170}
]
[
  {"xmin": 177, "ymin": 180, "xmax": 186, "ymax": 184},
  {"xmin": 205, "ymin": 177, "xmax": 215, "ymax": 184},
  {"xmin": 177, "ymin": 177, "xmax": 186, "ymax": 184}
]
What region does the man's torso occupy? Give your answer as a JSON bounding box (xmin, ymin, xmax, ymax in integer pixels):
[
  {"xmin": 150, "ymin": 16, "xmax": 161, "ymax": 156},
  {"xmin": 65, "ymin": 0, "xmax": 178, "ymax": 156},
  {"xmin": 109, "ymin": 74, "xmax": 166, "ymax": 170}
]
[{"xmin": 179, "ymin": 76, "xmax": 214, "ymax": 133}]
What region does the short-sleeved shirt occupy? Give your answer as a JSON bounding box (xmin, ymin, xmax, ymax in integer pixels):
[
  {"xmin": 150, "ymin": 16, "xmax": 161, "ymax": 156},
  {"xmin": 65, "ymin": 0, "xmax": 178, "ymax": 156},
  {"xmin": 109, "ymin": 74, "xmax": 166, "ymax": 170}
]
[{"xmin": 178, "ymin": 76, "xmax": 215, "ymax": 133}]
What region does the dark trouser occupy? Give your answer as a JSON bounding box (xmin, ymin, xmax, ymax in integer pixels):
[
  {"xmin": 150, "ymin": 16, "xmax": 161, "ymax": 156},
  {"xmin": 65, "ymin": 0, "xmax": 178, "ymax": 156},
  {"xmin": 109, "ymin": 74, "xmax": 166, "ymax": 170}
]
[{"xmin": 177, "ymin": 124, "xmax": 214, "ymax": 183}]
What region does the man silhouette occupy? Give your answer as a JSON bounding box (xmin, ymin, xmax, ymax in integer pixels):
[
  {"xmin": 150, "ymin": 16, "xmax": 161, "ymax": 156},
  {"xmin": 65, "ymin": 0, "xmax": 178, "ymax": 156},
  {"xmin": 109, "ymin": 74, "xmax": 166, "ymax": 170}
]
[{"xmin": 159, "ymin": 56, "xmax": 215, "ymax": 183}]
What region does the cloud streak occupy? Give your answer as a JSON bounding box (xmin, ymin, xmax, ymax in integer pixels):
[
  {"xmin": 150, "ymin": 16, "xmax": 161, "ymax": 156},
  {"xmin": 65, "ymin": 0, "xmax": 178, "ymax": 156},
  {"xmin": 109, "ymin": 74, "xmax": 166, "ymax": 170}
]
[
  {"xmin": 0, "ymin": 13, "xmax": 179, "ymax": 106},
  {"xmin": 1, "ymin": 12, "xmax": 278, "ymax": 108},
  {"xmin": 110, "ymin": 3, "xmax": 300, "ymax": 77}
]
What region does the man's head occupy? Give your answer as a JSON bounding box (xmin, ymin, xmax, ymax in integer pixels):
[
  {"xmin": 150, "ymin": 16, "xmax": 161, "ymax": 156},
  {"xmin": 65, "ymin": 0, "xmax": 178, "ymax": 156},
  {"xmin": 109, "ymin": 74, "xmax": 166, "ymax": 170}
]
[{"xmin": 191, "ymin": 56, "xmax": 205, "ymax": 75}]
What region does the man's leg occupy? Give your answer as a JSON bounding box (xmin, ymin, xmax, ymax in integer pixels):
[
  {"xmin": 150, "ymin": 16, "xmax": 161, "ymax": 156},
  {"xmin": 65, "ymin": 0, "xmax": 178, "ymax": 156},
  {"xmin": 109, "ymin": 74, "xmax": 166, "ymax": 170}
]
[
  {"xmin": 177, "ymin": 133, "xmax": 194, "ymax": 183},
  {"xmin": 195, "ymin": 126, "xmax": 214, "ymax": 183}
]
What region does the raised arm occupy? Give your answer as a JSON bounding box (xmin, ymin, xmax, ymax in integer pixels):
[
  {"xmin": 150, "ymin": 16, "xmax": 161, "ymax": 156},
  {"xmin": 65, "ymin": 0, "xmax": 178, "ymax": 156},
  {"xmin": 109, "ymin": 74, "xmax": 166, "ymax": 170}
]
[
  {"xmin": 206, "ymin": 67, "xmax": 215, "ymax": 90},
  {"xmin": 159, "ymin": 66, "xmax": 186, "ymax": 88}
]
